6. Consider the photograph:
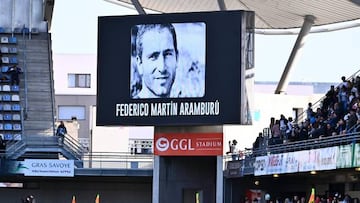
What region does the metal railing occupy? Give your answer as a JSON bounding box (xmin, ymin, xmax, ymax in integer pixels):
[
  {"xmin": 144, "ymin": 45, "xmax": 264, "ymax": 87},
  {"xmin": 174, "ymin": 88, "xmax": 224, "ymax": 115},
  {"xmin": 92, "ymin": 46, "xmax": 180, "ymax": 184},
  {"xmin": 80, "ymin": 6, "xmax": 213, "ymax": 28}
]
[
  {"xmin": 62, "ymin": 134, "xmax": 85, "ymax": 160},
  {"xmin": 5, "ymin": 133, "xmax": 85, "ymax": 160},
  {"xmin": 82, "ymin": 152, "xmax": 153, "ymax": 169},
  {"xmin": 5, "ymin": 130, "xmax": 360, "ymax": 171},
  {"xmin": 224, "ymin": 131, "xmax": 360, "ymax": 177}
]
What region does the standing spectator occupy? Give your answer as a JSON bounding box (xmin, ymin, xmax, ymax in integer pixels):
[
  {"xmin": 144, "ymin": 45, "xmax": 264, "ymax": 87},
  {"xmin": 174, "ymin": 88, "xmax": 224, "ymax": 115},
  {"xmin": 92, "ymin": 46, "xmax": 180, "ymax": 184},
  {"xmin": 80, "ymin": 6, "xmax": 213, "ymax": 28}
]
[
  {"xmin": 253, "ymin": 133, "xmax": 263, "ymax": 150},
  {"xmin": 6, "ymin": 65, "xmax": 22, "ymax": 86},
  {"xmin": 339, "ymin": 76, "xmax": 349, "ymax": 89},
  {"xmin": 229, "ymin": 139, "xmax": 239, "ymax": 160},
  {"xmin": 338, "ymin": 86, "xmax": 349, "ymax": 113},
  {"xmin": 286, "ymin": 117, "xmax": 294, "ymax": 141},
  {"xmin": 270, "ymin": 120, "xmax": 281, "ymax": 145},
  {"xmin": 56, "ymin": 121, "xmax": 67, "ymax": 145},
  {"xmin": 279, "ymin": 114, "xmax": 288, "ymax": 140},
  {"xmin": 323, "ymin": 85, "xmax": 337, "ymax": 110},
  {"xmin": 307, "ymin": 103, "xmax": 314, "ymax": 121}
]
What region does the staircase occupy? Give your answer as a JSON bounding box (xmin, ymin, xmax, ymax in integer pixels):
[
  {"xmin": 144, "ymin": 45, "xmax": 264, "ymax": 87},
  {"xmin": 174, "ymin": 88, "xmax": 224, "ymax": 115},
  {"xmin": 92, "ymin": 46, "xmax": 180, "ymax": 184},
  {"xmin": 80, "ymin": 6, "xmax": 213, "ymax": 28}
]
[
  {"xmin": 20, "ymin": 34, "xmax": 55, "ymax": 136},
  {"xmin": 6, "ymin": 134, "xmax": 84, "ymax": 168},
  {"xmin": 3, "ymin": 33, "xmax": 84, "ymax": 167}
]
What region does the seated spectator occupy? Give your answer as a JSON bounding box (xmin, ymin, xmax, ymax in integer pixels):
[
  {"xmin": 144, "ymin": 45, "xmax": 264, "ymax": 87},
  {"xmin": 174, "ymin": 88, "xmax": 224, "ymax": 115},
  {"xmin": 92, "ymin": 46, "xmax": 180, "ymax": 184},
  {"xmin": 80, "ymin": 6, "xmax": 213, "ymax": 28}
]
[
  {"xmin": 297, "ymin": 122, "xmax": 309, "ymax": 141},
  {"xmin": 346, "ymin": 109, "xmax": 358, "ymax": 133},
  {"xmin": 288, "ymin": 123, "xmax": 300, "ymax": 142},
  {"xmin": 323, "ymin": 123, "xmax": 336, "ymax": 137},
  {"xmin": 335, "ymin": 118, "xmax": 346, "ymax": 135}
]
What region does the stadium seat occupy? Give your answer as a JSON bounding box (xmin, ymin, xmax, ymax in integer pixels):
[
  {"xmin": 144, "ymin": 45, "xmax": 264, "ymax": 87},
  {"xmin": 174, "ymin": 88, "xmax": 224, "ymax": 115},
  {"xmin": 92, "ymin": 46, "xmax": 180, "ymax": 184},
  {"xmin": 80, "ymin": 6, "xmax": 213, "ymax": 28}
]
[
  {"xmin": 0, "ymin": 124, "xmax": 3, "ymax": 130},
  {"xmin": 0, "ymin": 104, "xmax": 2, "ymax": 110},
  {"xmin": 3, "ymin": 104, "xmax": 12, "ymax": 111},
  {"xmin": 8, "ymin": 37, "xmax": 16, "ymax": 44},
  {"xmin": 1, "ymin": 66, "xmax": 9, "ymax": 72},
  {"xmin": 0, "ymin": 36, "xmax": 9, "ymax": 44},
  {"xmin": 4, "ymin": 133, "xmax": 13, "ymax": 140},
  {"xmin": 9, "ymin": 47, "xmax": 17, "ymax": 54},
  {"xmin": 0, "ymin": 27, "xmax": 5, "ymax": 33},
  {"xmin": 0, "ymin": 114, "xmax": 3, "ymax": 120},
  {"xmin": 31, "ymin": 27, "xmax": 39, "ymax": 34},
  {"xmin": 11, "ymin": 104, "xmax": 21, "ymax": 111},
  {"xmin": 13, "ymin": 124, "xmax": 21, "ymax": 131},
  {"xmin": 13, "ymin": 27, "xmax": 22, "ymax": 34},
  {"xmin": 11, "ymin": 85, "xmax": 19, "ymax": 92},
  {"xmin": 2, "ymin": 85, "xmax": 10, "ymax": 92},
  {"xmin": 2, "ymin": 94, "xmax": 11, "ymax": 101},
  {"xmin": 4, "ymin": 123, "xmax": 12, "ymax": 130},
  {"xmin": 1, "ymin": 46, "xmax": 9, "ymax": 53},
  {"xmin": 11, "ymin": 94, "xmax": 20, "ymax": 101},
  {"xmin": 3, "ymin": 114, "xmax": 11, "ymax": 120},
  {"xmin": 9, "ymin": 56, "xmax": 18, "ymax": 64},
  {"xmin": 12, "ymin": 114, "xmax": 21, "ymax": 120},
  {"xmin": 1, "ymin": 56, "xmax": 9, "ymax": 64},
  {"xmin": 13, "ymin": 133, "xmax": 22, "ymax": 140}
]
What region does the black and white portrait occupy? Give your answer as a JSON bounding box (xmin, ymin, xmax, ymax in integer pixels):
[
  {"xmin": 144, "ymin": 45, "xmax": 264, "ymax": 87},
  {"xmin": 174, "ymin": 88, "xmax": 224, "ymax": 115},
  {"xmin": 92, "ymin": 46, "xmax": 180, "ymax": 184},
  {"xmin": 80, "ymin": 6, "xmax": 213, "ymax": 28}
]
[{"xmin": 130, "ymin": 22, "xmax": 206, "ymax": 99}]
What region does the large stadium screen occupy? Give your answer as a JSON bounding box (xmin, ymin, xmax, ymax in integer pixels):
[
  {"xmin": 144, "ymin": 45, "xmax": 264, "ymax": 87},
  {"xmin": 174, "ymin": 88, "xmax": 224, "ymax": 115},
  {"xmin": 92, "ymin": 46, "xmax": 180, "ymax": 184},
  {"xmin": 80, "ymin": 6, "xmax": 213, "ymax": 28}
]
[{"xmin": 97, "ymin": 10, "xmax": 254, "ymax": 126}]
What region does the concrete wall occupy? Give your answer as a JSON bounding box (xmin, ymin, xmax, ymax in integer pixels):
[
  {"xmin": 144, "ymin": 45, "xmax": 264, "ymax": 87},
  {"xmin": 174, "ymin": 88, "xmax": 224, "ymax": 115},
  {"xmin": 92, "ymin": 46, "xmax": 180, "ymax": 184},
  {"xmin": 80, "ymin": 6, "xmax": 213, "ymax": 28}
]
[
  {"xmin": 0, "ymin": 0, "xmax": 48, "ymax": 32},
  {"xmin": 54, "ymin": 95, "xmax": 96, "ymax": 140},
  {"xmin": 159, "ymin": 156, "xmax": 216, "ymax": 203}
]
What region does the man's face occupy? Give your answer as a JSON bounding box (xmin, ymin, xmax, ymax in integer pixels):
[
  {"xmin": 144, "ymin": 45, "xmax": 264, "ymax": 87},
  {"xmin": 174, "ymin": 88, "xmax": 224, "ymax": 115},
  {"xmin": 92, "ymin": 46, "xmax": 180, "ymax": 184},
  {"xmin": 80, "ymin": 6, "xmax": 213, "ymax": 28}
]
[{"xmin": 137, "ymin": 28, "xmax": 177, "ymax": 98}]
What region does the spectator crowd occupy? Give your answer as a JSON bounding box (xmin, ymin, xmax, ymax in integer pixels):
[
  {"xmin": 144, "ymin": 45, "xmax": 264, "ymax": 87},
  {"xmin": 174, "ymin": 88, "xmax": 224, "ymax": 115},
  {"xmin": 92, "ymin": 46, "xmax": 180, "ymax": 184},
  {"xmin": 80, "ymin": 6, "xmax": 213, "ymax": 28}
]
[{"xmin": 255, "ymin": 75, "xmax": 360, "ymax": 148}]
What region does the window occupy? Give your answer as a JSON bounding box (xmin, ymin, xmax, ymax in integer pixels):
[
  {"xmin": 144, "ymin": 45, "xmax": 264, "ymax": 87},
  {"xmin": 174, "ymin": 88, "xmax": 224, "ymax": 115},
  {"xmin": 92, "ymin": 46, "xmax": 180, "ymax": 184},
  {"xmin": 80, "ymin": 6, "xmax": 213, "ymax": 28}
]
[
  {"xmin": 68, "ymin": 74, "xmax": 91, "ymax": 88},
  {"xmin": 58, "ymin": 106, "xmax": 85, "ymax": 120}
]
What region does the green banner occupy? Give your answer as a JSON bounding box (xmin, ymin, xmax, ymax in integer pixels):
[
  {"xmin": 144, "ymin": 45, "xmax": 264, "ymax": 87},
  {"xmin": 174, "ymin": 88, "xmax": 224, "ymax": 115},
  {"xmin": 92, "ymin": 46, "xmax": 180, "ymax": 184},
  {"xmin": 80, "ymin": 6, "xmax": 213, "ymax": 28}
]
[
  {"xmin": 336, "ymin": 144, "xmax": 353, "ymax": 168},
  {"xmin": 353, "ymin": 143, "xmax": 360, "ymax": 167}
]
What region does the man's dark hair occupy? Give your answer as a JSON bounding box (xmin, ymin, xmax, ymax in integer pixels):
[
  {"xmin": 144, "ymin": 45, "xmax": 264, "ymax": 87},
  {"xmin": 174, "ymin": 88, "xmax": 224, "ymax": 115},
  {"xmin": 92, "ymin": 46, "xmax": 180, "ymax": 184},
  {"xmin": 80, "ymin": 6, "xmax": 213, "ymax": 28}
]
[{"xmin": 135, "ymin": 23, "xmax": 178, "ymax": 61}]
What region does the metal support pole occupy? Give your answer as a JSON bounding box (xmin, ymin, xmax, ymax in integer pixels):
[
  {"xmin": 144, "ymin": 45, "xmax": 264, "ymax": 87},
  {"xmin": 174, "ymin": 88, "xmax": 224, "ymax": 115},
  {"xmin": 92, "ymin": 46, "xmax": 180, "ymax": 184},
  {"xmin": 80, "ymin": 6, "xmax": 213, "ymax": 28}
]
[
  {"xmin": 130, "ymin": 0, "xmax": 146, "ymax": 15},
  {"xmin": 217, "ymin": 0, "xmax": 227, "ymax": 11},
  {"xmin": 274, "ymin": 15, "xmax": 315, "ymax": 94},
  {"xmin": 216, "ymin": 155, "xmax": 224, "ymax": 203},
  {"xmin": 152, "ymin": 155, "xmax": 160, "ymax": 203}
]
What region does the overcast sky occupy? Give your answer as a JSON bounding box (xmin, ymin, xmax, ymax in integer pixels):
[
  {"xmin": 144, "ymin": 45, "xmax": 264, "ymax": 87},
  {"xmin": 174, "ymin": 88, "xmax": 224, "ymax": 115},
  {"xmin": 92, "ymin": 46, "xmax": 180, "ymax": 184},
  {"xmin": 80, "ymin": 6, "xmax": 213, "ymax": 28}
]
[{"xmin": 50, "ymin": 0, "xmax": 360, "ymax": 83}]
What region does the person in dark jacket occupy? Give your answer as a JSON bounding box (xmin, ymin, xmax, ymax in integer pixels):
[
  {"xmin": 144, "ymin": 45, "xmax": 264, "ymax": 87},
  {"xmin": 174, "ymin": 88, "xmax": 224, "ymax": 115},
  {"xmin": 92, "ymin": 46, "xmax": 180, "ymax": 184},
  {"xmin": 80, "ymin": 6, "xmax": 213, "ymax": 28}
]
[
  {"xmin": 6, "ymin": 65, "xmax": 22, "ymax": 86},
  {"xmin": 56, "ymin": 121, "xmax": 67, "ymax": 145}
]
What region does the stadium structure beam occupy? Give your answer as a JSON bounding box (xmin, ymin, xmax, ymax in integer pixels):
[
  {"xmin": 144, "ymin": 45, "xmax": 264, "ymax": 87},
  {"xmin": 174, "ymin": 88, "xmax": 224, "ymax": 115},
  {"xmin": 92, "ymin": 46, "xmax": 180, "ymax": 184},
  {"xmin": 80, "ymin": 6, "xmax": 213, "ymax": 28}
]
[
  {"xmin": 131, "ymin": 0, "xmax": 146, "ymax": 15},
  {"xmin": 217, "ymin": 0, "xmax": 227, "ymax": 11},
  {"xmin": 274, "ymin": 15, "xmax": 315, "ymax": 94}
]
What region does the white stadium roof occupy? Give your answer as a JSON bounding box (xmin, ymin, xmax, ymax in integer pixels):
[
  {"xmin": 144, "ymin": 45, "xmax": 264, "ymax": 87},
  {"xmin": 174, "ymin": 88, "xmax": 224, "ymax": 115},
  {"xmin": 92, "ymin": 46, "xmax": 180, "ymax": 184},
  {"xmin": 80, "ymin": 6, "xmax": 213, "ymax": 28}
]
[
  {"xmin": 101, "ymin": 0, "xmax": 360, "ymax": 94},
  {"xmin": 108, "ymin": 0, "xmax": 360, "ymax": 30}
]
